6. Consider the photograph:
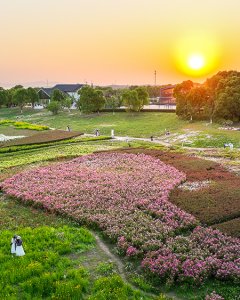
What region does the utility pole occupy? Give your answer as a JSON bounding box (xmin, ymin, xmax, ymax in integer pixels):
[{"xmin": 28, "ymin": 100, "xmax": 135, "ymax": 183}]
[{"xmin": 154, "ymin": 70, "xmax": 157, "ymax": 86}]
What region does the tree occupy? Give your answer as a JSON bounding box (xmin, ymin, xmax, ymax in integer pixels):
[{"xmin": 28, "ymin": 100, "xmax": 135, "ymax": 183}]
[
  {"xmin": 63, "ymin": 97, "xmax": 72, "ymax": 112},
  {"xmin": 186, "ymin": 86, "xmax": 208, "ymax": 121},
  {"xmin": 51, "ymin": 89, "xmax": 66, "ymax": 104},
  {"xmin": 13, "ymin": 88, "xmax": 29, "ymax": 113},
  {"xmin": 27, "ymin": 87, "xmax": 39, "ymax": 108},
  {"xmin": 77, "ymin": 86, "xmax": 106, "ymax": 113},
  {"xmin": 0, "ymin": 88, "xmax": 7, "ymax": 108},
  {"xmin": 93, "ymin": 89, "xmax": 105, "ymax": 113},
  {"xmin": 214, "ymin": 76, "xmax": 240, "ymax": 121},
  {"xmin": 174, "ymin": 80, "xmax": 194, "ymax": 118},
  {"xmin": 122, "ymin": 90, "xmax": 139, "ymax": 112},
  {"xmin": 203, "ymin": 70, "xmax": 240, "ymax": 122},
  {"xmin": 122, "ymin": 87, "xmax": 149, "ymax": 112},
  {"xmin": 47, "ymin": 101, "xmax": 61, "ymax": 115},
  {"xmin": 135, "ymin": 87, "xmax": 149, "ymax": 110}
]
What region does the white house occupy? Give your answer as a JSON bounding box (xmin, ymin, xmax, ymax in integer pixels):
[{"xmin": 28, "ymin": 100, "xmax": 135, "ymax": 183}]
[{"xmin": 38, "ymin": 84, "xmax": 84, "ymax": 107}]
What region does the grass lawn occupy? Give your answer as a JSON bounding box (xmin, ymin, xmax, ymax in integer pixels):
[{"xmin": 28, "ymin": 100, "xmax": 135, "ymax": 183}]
[{"xmin": 1, "ymin": 107, "xmax": 239, "ymax": 148}]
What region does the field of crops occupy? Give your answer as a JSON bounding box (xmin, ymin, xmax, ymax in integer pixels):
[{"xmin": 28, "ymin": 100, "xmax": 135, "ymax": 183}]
[{"xmin": 1, "ymin": 152, "xmax": 239, "ymax": 289}]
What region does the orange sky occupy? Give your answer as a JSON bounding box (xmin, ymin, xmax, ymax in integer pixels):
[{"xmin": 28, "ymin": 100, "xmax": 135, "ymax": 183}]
[{"xmin": 1, "ymin": 0, "xmax": 240, "ymax": 87}]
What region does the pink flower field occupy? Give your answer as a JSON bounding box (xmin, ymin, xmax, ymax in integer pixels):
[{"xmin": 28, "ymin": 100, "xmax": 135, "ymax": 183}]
[{"xmin": 1, "ymin": 152, "xmax": 239, "ymax": 283}]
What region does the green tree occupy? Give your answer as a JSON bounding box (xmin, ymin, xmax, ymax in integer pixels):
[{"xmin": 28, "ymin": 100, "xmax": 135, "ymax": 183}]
[
  {"xmin": 13, "ymin": 88, "xmax": 29, "ymax": 113},
  {"xmin": 93, "ymin": 89, "xmax": 105, "ymax": 113},
  {"xmin": 0, "ymin": 88, "xmax": 7, "ymax": 108},
  {"xmin": 174, "ymin": 80, "xmax": 194, "ymax": 118},
  {"xmin": 204, "ymin": 70, "xmax": 240, "ymax": 122},
  {"xmin": 63, "ymin": 97, "xmax": 72, "ymax": 112},
  {"xmin": 51, "ymin": 89, "xmax": 66, "ymax": 103},
  {"xmin": 47, "ymin": 101, "xmax": 61, "ymax": 115},
  {"xmin": 122, "ymin": 90, "xmax": 139, "ymax": 112},
  {"xmin": 214, "ymin": 76, "xmax": 240, "ymax": 121},
  {"xmin": 135, "ymin": 86, "xmax": 149, "ymax": 110},
  {"xmin": 186, "ymin": 86, "xmax": 208, "ymax": 121},
  {"xmin": 77, "ymin": 86, "xmax": 106, "ymax": 113},
  {"xmin": 27, "ymin": 87, "xmax": 39, "ymax": 108}
]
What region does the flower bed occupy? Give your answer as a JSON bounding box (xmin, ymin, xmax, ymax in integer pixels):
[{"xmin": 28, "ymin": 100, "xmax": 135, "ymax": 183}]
[
  {"xmin": 1, "ymin": 152, "xmax": 239, "ymax": 284},
  {"xmin": 0, "ymin": 119, "xmax": 49, "ymax": 130}
]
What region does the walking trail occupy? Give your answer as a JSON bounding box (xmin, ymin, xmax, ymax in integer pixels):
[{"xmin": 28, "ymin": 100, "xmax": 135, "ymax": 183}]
[{"xmin": 92, "ymin": 231, "xmax": 181, "ymax": 300}]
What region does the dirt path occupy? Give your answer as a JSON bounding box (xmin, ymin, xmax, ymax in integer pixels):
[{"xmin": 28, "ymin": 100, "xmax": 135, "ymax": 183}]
[
  {"xmin": 91, "ymin": 232, "xmax": 128, "ymax": 282},
  {"xmin": 91, "ymin": 231, "xmax": 181, "ymax": 300}
]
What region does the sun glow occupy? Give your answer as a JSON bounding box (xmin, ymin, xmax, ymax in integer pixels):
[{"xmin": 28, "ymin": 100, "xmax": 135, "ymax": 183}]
[
  {"xmin": 188, "ymin": 54, "xmax": 205, "ymax": 70},
  {"xmin": 173, "ymin": 31, "xmax": 221, "ymax": 77}
]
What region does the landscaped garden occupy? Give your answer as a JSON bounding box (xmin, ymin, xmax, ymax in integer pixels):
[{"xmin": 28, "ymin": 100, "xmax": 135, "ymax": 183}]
[{"xmin": 0, "ymin": 109, "xmax": 239, "ymax": 299}]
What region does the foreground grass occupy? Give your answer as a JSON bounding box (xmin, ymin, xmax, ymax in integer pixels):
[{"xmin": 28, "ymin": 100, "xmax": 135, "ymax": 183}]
[{"xmin": 0, "ymin": 195, "xmax": 156, "ymax": 300}]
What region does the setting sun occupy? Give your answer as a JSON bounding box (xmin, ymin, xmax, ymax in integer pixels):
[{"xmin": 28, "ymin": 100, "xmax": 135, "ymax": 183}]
[
  {"xmin": 188, "ymin": 54, "xmax": 205, "ymax": 70},
  {"xmin": 172, "ymin": 31, "xmax": 221, "ymax": 78}
]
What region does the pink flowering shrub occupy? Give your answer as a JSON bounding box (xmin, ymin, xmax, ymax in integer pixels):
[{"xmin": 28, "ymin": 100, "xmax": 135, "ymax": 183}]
[
  {"xmin": 205, "ymin": 291, "xmax": 224, "ymax": 300},
  {"xmin": 1, "ymin": 153, "xmax": 192, "ymax": 251},
  {"xmin": 126, "ymin": 246, "xmax": 139, "ymax": 257},
  {"xmin": 1, "ymin": 152, "xmax": 239, "ymax": 284},
  {"xmin": 142, "ymin": 226, "xmax": 240, "ymax": 283}
]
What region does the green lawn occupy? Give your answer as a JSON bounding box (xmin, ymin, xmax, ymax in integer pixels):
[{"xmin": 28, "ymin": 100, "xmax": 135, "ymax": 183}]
[{"xmin": 1, "ymin": 108, "xmax": 240, "ymax": 148}]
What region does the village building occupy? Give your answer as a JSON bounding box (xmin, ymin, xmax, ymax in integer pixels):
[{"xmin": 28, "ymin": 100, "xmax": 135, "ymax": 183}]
[
  {"xmin": 150, "ymin": 85, "xmax": 176, "ymax": 106},
  {"xmin": 38, "ymin": 84, "xmax": 84, "ymax": 107}
]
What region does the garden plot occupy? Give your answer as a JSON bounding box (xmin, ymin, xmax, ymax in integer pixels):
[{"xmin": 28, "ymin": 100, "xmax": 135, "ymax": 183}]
[{"xmin": 1, "ymin": 152, "xmax": 239, "ymax": 285}]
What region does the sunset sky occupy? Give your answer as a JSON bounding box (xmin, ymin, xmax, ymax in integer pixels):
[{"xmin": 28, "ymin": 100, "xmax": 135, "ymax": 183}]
[{"xmin": 1, "ymin": 0, "xmax": 240, "ymax": 87}]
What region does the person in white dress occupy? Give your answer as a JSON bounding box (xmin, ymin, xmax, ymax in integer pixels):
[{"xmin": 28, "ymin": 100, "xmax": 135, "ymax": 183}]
[
  {"xmin": 15, "ymin": 236, "xmax": 25, "ymax": 256},
  {"xmin": 11, "ymin": 235, "xmax": 17, "ymax": 254}
]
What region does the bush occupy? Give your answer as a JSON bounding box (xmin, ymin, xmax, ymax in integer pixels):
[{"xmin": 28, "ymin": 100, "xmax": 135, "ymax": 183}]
[{"xmin": 47, "ymin": 101, "xmax": 61, "ymax": 115}]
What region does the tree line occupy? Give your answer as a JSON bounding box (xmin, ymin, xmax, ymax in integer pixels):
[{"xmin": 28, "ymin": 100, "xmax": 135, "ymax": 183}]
[
  {"xmin": 0, "ymin": 85, "xmax": 150, "ymax": 115},
  {"xmin": 174, "ymin": 70, "xmax": 240, "ymax": 123},
  {"xmin": 0, "ymin": 85, "xmax": 39, "ymax": 113}
]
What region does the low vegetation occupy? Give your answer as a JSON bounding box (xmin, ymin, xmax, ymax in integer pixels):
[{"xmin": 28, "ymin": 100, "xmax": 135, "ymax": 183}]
[
  {"xmin": 118, "ymin": 148, "xmax": 240, "ymax": 236},
  {"xmin": 0, "ymin": 119, "xmax": 49, "ymax": 131},
  {"xmin": 0, "ymin": 195, "xmax": 155, "ymax": 300},
  {"xmin": 0, "ymin": 130, "xmax": 83, "ymax": 147}
]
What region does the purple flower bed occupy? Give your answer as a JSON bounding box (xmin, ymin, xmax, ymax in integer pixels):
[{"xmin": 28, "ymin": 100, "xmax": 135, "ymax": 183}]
[
  {"xmin": 142, "ymin": 226, "xmax": 240, "ymax": 283},
  {"xmin": 1, "ymin": 152, "xmax": 239, "ymax": 284}
]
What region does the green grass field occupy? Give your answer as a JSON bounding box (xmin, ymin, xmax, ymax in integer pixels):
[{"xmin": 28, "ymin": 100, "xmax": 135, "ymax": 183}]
[{"xmin": 0, "ymin": 108, "xmax": 239, "ymax": 148}]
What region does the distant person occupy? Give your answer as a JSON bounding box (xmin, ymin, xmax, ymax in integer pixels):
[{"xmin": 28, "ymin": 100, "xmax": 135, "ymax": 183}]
[
  {"xmin": 150, "ymin": 136, "xmax": 154, "ymax": 141},
  {"xmin": 10, "ymin": 235, "xmax": 17, "ymax": 254},
  {"xmin": 15, "ymin": 236, "xmax": 25, "ymax": 256},
  {"xmin": 111, "ymin": 129, "xmax": 115, "ymax": 138},
  {"xmin": 66, "ymin": 125, "xmax": 71, "ymax": 132},
  {"xmin": 95, "ymin": 129, "xmax": 100, "ymax": 136}
]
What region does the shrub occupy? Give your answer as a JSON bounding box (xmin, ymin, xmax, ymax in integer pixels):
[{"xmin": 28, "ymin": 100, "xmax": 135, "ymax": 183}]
[{"xmin": 47, "ymin": 101, "xmax": 61, "ymax": 115}]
